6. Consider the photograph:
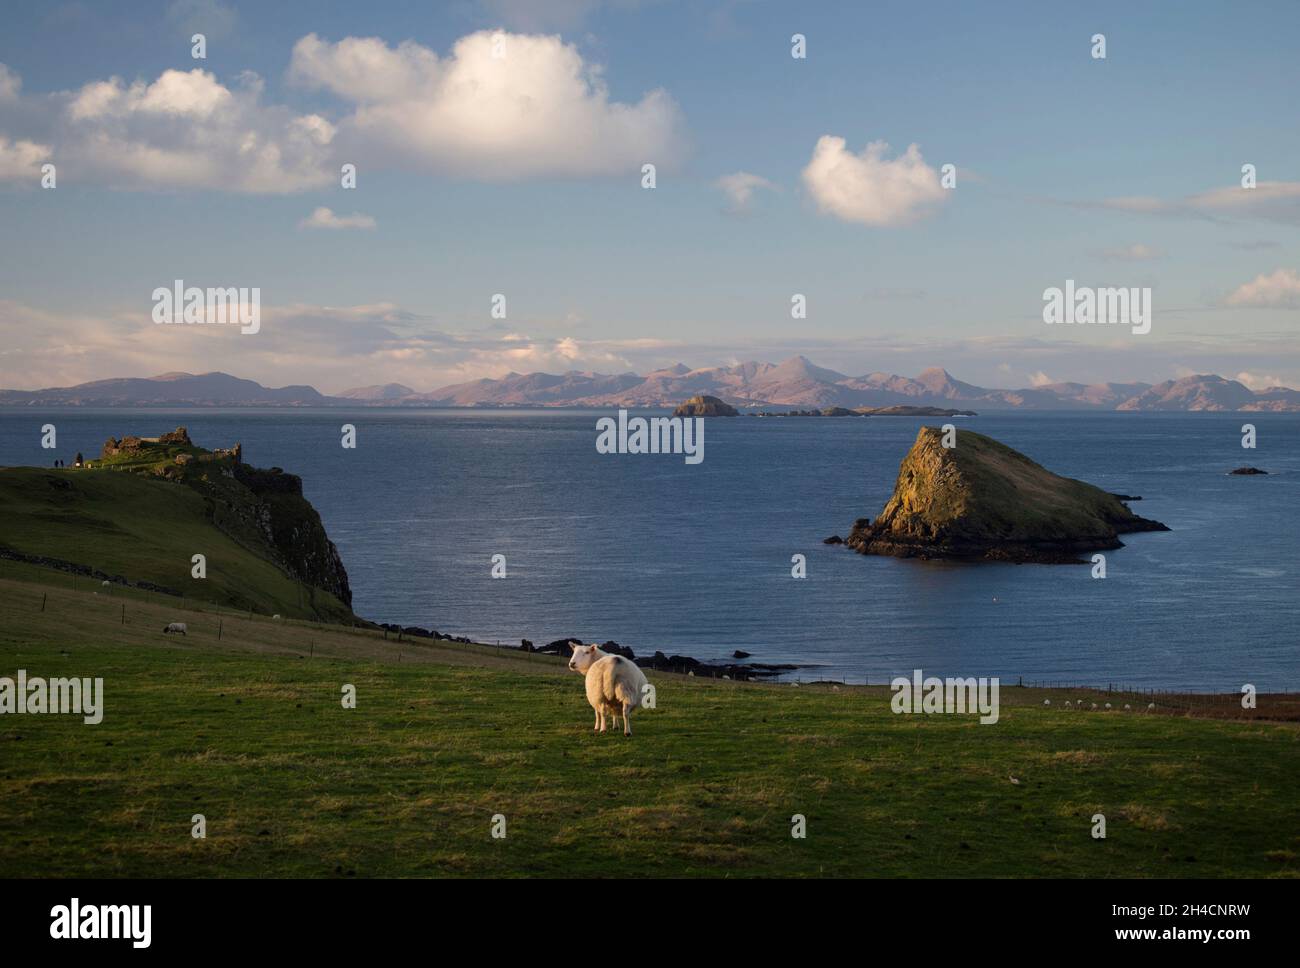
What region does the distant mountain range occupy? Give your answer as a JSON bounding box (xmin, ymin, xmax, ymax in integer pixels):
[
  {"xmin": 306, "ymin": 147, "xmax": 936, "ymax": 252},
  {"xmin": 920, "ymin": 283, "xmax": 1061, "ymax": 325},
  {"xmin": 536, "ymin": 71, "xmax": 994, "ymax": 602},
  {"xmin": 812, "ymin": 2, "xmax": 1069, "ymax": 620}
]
[{"xmin": 3, "ymin": 359, "xmax": 1299, "ymax": 411}]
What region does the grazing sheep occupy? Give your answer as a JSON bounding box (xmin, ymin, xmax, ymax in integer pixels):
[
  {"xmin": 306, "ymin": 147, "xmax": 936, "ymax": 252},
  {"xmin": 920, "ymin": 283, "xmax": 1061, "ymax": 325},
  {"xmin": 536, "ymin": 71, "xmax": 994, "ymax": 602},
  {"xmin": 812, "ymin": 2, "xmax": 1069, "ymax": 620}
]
[
  {"xmin": 273, "ymin": 614, "xmax": 282, "ymax": 621},
  {"xmin": 1104, "ymin": 702, "xmax": 1112, "ymax": 709},
  {"xmin": 1043, "ymin": 699, "xmax": 1051, "ymax": 706},
  {"xmin": 162, "ymin": 622, "xmax": 187, "ymax": 635},
  {"xmin": 568, "ymin": 643, "xmax": 649, "ymax": 737},
  {"xmin": 1124, "ymin": 704, "xmax": 1132, "ymax": 710},
  {"xmin": 101, "ymin": 580, "xmax": 110, "ymax": 588}
]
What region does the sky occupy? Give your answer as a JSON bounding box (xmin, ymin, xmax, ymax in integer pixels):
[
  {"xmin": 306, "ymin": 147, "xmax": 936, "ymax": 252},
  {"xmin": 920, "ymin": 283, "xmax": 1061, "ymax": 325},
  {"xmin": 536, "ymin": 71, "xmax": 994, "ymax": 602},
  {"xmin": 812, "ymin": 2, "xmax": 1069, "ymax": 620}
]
[{"xmin": 1, "ymin": 0, "xmax": 1299, "ymax": 394}]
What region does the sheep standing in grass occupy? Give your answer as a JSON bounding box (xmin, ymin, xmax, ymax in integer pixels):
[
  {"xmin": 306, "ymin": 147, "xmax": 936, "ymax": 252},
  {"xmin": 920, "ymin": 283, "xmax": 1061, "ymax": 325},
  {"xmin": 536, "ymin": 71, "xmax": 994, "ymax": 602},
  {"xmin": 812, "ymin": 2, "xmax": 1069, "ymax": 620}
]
[
  {"xmin": 163, "ymin": 622, "xmax": 187, "ymax": 635},
  {"xmin": 568, "ymin": 643, "xmax": 649, "ymax": 737}
]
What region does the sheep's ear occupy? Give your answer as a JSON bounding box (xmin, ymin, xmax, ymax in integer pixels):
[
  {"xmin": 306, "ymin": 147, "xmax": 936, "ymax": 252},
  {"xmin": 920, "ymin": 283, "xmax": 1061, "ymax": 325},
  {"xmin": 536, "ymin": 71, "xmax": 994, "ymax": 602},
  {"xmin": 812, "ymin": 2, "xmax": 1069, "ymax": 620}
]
[{"xmin": 568, "ymin": 643, "xmax": 578, "ymax": 652}]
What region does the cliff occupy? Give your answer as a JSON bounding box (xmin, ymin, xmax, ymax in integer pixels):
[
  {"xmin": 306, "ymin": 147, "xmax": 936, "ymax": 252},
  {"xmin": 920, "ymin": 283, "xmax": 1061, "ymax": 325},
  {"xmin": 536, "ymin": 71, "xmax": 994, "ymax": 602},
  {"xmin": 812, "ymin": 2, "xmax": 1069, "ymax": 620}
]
[
  {"xmin": 90, "ymin": 427, "xmax": 353, "ymax": 609},
  {"xmin": 845, "ymin": 427, "xmax": 1169, "ymax": 563}
]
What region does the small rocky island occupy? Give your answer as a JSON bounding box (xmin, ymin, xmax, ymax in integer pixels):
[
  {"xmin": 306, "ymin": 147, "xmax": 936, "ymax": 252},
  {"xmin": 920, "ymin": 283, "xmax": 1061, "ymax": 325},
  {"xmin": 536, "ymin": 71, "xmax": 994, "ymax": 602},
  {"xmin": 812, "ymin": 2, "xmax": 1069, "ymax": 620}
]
[
  {"xmin": 673, "ymin": 395, "xmax": 739, "ymax": 416},
  {"xmin": 843, "ymin": 427, "xmax": 1168, "ymax": 563},
  {"xmin": 1229, "ymin": 467, "xmax": 1268, "ymax": 475}
]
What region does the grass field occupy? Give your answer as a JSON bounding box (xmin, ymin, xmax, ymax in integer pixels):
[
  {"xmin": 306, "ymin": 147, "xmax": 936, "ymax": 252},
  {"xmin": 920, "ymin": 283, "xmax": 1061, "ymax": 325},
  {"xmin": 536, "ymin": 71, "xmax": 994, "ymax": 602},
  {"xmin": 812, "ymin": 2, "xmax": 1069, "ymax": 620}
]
[
  {"xmin": 2, "ymin": 568, "xmax": 1298, "ymax": 878},
  {"xmin": 0, "ymin": 466, "xmax": 353, "ymax": 623}
]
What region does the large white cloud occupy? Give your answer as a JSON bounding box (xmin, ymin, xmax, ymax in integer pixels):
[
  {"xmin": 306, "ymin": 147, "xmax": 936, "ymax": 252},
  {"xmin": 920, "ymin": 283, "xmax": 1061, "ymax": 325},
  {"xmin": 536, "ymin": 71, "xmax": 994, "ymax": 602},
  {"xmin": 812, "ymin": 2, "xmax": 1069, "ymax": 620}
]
[
  {"xmin": 68, "ymin": 69, "xmax": 234, "ymax": 120},
  {"xmin": 288, "ymin": 30, "xmax": 686, "ymax": 179},
  {"xmin": 0, "ymin": 62, "xmax": 336, "ymax": 191},
  {"xmin": 1226, "ymin": 268, "xmax": 1300, "ymax": 308},
  {"xmin": 0, "ymin": 30, "xmax": 683, "ymax": 190},
  {"xmin": 801, "ymin": 136, "xmax": 946, "ymax": 227}
]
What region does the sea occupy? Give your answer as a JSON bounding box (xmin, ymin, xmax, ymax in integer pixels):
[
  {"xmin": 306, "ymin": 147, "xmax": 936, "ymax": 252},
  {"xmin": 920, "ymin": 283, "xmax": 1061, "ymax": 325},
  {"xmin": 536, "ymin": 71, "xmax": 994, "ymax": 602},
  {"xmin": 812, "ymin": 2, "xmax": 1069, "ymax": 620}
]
[{"xmin": 2, "ymin": 408, "xmax": 1296, "ymax": 690}]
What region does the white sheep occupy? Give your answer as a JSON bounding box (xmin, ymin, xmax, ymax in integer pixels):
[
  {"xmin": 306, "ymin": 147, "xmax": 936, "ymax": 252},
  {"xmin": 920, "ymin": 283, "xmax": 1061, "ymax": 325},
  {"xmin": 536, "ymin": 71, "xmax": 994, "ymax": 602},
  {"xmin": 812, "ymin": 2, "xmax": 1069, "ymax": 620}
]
[
  {"xmin": 101, "ymin": 580, "xmax": 110, "ymax": 588},
  {"xmin": 273, "ymin": 614, "xmax": 282, "ymax": 621},
  {"xmin": 162, "ymin": 622, "xmax": 187, "ymax": 635},
  {"xmin": 568, "ymin": 643, "xmax": 649, "ymax": 737},
  {"xmin": 1043, "ymin": 699, "xmax": 1051, "ymax": 706}
]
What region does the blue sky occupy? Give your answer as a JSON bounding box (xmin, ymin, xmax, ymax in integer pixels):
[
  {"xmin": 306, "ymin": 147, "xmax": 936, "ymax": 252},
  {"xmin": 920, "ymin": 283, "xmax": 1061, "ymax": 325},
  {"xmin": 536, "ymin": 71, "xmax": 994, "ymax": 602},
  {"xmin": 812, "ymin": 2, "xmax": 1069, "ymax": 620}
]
[{"xmin": 2, "ymin": 0, "xmax": 1298, "ymax": 393}]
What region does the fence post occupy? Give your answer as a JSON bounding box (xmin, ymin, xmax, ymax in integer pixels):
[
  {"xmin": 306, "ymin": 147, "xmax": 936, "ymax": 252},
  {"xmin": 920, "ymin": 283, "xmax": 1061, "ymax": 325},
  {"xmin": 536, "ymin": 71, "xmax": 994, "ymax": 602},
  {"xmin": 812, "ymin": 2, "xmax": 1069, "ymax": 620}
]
[
  {"xmin": 218, "ymin": 619, "xmax": 223, "ymax": 640},
  {"xmin": 40, "ymin": 593, "xmax": 47, "ymax": 613}
]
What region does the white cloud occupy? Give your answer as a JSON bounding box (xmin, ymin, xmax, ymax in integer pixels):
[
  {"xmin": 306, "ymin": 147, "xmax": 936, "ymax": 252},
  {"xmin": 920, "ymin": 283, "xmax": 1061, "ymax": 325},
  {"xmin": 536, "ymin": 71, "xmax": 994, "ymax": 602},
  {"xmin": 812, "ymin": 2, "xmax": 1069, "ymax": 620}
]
[
  {"xmin": 1093, "ymin": 182, "xmax": 1300, "ymax": 226},
  {"xmin": 801, "ymin": 136, "xmax": 946, "ymax": 227},
  {"xmin": 0, "ymin": 31, "xmax": 682, "ymax": 191},
  {"xmin": 1226, "ymin": 268, "xmax": 1300, "ymax": 308},
  {"xmin": 0, "ymin": 298, "xmax": 647, "ymax": 393},
  {"xmin": 69, "ymin": 69, "xmax": 232, "ymax": 120},
  {"xmin": 29, "ymin": 68, "xmax": 337, "ymax": 192},
  {"xmin": 1235, "ymin": 371, "xmax": 1284, "ymax": 391},
  {"xmin": 0, "ymin": 135, "xmax": 50, "ymax": 180},
  {"xmin": 715, "ymin": 170, "xmax": 775, "ymax": 214},
  {"xmin": 6, "ymin": 300, "xmax": 1300, "ymax": 394},
  {"xmin": 1028, "ymin": 370, "xmax": 1055, "ymax": 387},
  {"xmin": 288, "ymin": 30, "xmax": 686, "ymax": 179},
  {"xmin": 299, "ymin": 206, "xmax": 377, "ymax": 230}
]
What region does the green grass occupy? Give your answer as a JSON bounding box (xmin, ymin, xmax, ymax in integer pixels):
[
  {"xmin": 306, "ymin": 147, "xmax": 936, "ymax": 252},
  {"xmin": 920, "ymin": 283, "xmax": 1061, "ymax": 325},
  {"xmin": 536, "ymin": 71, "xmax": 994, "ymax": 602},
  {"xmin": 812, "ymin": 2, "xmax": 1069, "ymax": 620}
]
[
  {"xmin": 0, "ymin": 466, "xmax": 352, "ymax": 622},
  {"xmin": 1, "ymin": 570, "xmax": 1298, "ymax": 878}
]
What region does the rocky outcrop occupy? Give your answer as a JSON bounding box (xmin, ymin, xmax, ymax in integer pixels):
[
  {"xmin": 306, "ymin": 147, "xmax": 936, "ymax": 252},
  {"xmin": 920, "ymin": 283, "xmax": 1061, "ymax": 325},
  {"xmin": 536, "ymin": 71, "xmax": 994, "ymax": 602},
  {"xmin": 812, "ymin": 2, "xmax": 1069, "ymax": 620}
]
[
  {"xmin": 217, "ymin": 463, "xmax": 352, "ymax": 607},
  {"xmin": 98, "ymin": 428, "xmax": 352, "ymax": 608},
  {"xmin": 845, "ymin": 427, "xmax": 1169, "ymax": 563},
  {"xmin": 672, "ymin": 395, "xmax": 739, "ymax": 417},
  {"xmin": 1229, "ymin": 467, "xmax": 1268, "ymax": 475}
]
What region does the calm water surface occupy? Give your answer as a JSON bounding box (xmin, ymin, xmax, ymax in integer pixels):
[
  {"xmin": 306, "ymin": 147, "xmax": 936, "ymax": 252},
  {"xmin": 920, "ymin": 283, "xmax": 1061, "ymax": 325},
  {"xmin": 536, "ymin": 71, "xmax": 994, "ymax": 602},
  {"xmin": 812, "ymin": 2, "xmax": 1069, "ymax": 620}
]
[{"xmin": 3, "ymin": 408, "xmax": 1296, "ymax": 690}]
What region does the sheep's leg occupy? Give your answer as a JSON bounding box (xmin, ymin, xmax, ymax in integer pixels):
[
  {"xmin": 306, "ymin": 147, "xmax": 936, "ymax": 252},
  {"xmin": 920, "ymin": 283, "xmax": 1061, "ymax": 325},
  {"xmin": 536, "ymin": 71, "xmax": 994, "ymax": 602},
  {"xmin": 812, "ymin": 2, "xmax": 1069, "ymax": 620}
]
[
  {"xmin": 597, "ymin": 706, "xmax": 607, "ymax": 733},
  {"xmin": 622, "ymin": 701, "xmax": 633, "ymax": 737},
  {"xmin": 593, "ymin": 706, "xmax": 600, "ymax": 732}
]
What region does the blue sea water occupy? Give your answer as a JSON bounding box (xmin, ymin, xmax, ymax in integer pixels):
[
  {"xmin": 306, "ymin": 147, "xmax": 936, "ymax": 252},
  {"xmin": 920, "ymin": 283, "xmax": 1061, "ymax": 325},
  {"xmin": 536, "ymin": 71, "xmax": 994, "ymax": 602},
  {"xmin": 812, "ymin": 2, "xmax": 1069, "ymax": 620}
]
[{"xmin": 2, "ymin": 408, "xmax": 1296, "ymax": 690}]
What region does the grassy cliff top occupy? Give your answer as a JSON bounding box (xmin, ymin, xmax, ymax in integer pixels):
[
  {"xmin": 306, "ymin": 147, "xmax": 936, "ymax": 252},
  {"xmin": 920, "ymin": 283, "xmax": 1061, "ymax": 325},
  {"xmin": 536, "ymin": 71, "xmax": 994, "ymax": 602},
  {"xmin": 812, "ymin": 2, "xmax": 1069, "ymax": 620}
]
[{"xmin": 0, "ymin": 429, "xmax": 354, "ymax": 622}]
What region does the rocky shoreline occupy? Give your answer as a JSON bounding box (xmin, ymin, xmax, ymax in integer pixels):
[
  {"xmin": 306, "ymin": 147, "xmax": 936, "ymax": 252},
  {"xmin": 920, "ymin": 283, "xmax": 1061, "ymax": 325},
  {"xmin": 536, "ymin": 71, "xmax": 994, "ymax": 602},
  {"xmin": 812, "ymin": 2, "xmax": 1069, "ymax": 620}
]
[{"xmin": 376, "ymin": 625, "xmax": 801, "ymax": 681}]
